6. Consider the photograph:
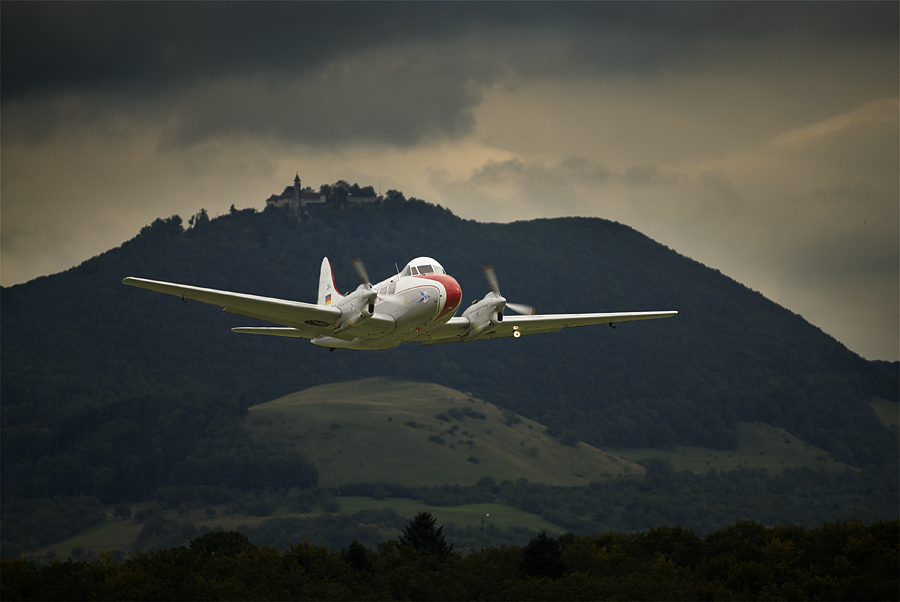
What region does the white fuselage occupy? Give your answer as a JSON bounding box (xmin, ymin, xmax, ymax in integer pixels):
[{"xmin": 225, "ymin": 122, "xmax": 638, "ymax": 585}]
[{"xmin": 311, "ymin": 259, "xmax": 462, "ymax": 350}]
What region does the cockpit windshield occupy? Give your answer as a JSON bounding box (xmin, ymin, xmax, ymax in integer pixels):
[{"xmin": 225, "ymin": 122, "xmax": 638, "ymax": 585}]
[{"xmin": 400, "ymin": 259, "xmax": 446, "ymax": 277}]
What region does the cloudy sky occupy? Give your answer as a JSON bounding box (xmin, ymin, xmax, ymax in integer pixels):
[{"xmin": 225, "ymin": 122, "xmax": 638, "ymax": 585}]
[{"xmin": 2, "ymin": 2, "xmax": 897, "ymax": 361}]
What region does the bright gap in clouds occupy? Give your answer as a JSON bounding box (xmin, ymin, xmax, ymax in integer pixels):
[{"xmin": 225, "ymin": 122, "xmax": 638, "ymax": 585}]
[{"xmin": 420, "ymin": 81, "xmax": 899, "ymax": 362}]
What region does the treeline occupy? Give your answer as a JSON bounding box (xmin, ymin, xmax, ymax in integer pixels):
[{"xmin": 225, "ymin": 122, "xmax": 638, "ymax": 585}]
[
  {"xmin": 7, "ymin": 459, "xmax": 895, "ymax": 560},
  {"xmin": 143, "ymin": 462, "xmax": 897, "ymax": 552},
  {"xmin": 3, "ymin": 516, "xmax": 897, "ymax": 601},
  {"xmin": 341, "ymin": 462, "xmax": 899, "ymax": 537},
  {"xmin": 1, "ymin": 384, "xmax": 317, "ymax": 505}
]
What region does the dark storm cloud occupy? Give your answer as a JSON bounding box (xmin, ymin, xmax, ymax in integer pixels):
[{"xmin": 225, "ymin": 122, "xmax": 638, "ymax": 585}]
[
  {"xmin": 3, "ymin": 2, "xmax": 896, "ymax": 148},
  {"xmin": 4, "ymin": 2, "xmax": 896, "ymax": 97}
]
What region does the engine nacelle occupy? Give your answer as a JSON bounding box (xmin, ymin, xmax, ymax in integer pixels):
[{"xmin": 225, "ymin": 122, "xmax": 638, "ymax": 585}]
[
  {"xmin": 460, "ymin": 294, "xmax": 505, "ymax": 341},
  {"xmin": 333, "ymin": 288, "xmax": 376, "ymax": 335}
]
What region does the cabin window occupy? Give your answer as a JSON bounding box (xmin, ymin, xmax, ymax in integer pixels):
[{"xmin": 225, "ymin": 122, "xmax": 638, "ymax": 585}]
[
  {"xmin": 388, "ymin": 283, "xmax": 396, "ymax": 295},
  {"xmin": 417, "ymin": 265, "xmax": 434, "ymax": 274},
  {"xmin": 401, "ymin": 266, "xmax": 411, "ymax": 277}
]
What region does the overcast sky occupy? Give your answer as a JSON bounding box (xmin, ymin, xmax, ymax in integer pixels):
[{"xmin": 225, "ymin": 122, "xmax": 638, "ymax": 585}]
[{"xmin": 2, "ymin": 2, "xmax": 897, "ymax": 361}]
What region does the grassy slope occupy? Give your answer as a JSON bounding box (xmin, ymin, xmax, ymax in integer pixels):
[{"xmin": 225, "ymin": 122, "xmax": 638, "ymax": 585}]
[
  {"xmin": 245, "ymin": 378, "xmax": 643, "ymax": 487},
  {"xmin": 34, "ymin": 380, "xmax": 867, "ymax": 558},
  {"xmin": 609, "ymin": 421, "xmax": 856, "ymax": 474}
]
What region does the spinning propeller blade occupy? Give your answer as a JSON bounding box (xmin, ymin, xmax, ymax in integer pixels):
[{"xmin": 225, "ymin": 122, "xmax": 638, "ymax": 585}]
[
  {"xmin": 483, "ymin": 265, "xmax": 501, "ymax": 297},
  {"xmin": 482, "ymin": 266, "xmax": 535, "ymax": 315},
  {"xmin": 352, "ymin": 258, "xmax": 371, "ymax": 288},
  {"xmin": 506, "ymin": 302, "xmax": 537, "ymax": 316}
]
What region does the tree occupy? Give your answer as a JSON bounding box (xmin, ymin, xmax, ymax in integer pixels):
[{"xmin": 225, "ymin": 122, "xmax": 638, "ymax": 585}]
[
  {"xmin": 644, "ymin": 457, "xmax": 676, "ymax": 488},
  {"xmin": 113, "ymin": 504, "xmax": 132, "ymax": 519},
  {"xmin": 341, "ymin": 539, "xmax": 372, "ymax": 572},
  {"xmin": 521, "ymin": 532, "xmax": 565, "ymax": 579},
  {"xmin": 189, "ymin": 531, "xmax": 251, "ymax": 557},
  {"xmin": 501, "ymin": 409, "xmax": 521, "ymax": 426},
  {"xmin": 398, "ymin": 512, "xmax": 453, "ymax": 558},
  {"xmin": 560, "ymin": 429, "xmax": 580, "ymax": 447}
]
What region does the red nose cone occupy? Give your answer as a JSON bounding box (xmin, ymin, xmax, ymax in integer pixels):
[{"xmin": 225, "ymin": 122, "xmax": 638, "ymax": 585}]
[{"xmin": 421, "ymin": 274, "xmax": 462, "ymax": 320}]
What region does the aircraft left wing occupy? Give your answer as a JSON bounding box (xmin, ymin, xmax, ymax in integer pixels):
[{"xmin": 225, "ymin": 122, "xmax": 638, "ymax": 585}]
[
  {"xmin": 416, "ymin": 310, "xmax": 677, "ymax": 345},
  {"xmin": 122, "ymin": 277, "xmax": 342, "ymax": 337}
]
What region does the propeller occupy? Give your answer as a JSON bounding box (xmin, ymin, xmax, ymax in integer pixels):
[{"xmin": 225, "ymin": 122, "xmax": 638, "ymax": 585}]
[
  {"xmin": 352, "ymin": 258, "xmax": 371, "ymax": 288},
  {"xmin": 483, "ymin": 266, "xmax": 535, "ymax": 315},
  {"xmin": 352, "ymin": 257, "xmax": 376, "ymax": 311}
]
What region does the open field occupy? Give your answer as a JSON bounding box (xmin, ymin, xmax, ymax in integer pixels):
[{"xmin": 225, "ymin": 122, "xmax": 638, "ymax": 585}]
[
  {"xmin": 31, "ymin": 380, "xmax": 877, "ymax": 559},
  {"xmin": 31, "ymin": 503, "xmax": 158, "ymax": 559},
  {"xmin": 338, "ymin": 497, "xmax": 565, "ymax": 535},
  {"xmin": 609, "ymin": 421, "xmax": 856, "ymax": 474},
  {"xmin": 336, "ymin": 497, "xmax": 563, "ymax": 534},
  {"xmin": 245, "ymin": 378, "xmax": 644, "ymax": 487},
  {"xmin": 33, "ymin": 497, "xmax": 560, "ymax": 560}
]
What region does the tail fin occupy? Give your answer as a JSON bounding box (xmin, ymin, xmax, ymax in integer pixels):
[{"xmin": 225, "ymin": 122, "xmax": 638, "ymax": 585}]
[{"xmin": 318, "ymin": 257, "xmax": 341, "ymax": 306}]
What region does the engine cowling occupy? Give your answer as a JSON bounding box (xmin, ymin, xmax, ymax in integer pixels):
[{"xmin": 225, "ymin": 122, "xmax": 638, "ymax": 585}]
[
  {"xmin": 460, "ymin": 293, "xmax": 505, "ymax": 342},
  {"xmin": 333, "ymin": 287, "xmax": 376, "ymax": 335}
]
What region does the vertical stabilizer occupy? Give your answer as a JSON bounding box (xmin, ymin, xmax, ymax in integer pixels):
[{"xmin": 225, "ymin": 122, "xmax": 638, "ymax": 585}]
[{"xmin": 318, "ymin": 257, "xmax": 341, "ymax": 306}]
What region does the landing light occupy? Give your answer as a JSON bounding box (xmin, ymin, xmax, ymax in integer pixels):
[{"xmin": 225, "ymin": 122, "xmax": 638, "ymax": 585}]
[{"xmin": 513, "ymin": 330, "xmax": 521, "ymax": 338}]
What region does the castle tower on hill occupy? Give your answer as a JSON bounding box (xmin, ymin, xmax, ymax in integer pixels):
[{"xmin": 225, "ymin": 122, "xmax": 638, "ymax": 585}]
[{"xmin": 265, "ymin": 173, "xmax": 326, "ymax": 217}]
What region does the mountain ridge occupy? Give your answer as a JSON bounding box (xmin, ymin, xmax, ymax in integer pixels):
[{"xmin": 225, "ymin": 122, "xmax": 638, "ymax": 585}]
[{"xmin": 1, "ymin": 196, "xmax": 897, "ymax": 511}]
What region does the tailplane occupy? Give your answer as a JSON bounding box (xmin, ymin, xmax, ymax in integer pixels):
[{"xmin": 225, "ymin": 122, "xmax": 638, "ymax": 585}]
[{"xmin": 318, "ymin": 257, "xmax": 342, "ymax": 306}]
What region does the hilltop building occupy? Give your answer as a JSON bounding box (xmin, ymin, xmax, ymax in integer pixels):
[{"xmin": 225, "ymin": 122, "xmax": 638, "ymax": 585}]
[
  {"xmin": 265, "ymin": 174, "xmax": 382, "ymax": 220},
  {"xmin": 265, "ymin": 174, "xmax": 326, "ymax": 217}
]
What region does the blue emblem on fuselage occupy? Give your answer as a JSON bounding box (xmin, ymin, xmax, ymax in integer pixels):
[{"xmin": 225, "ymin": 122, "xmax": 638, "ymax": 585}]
[{"xmin": 418, "ymin": 291, "xmax": 430, "ymax": 304}]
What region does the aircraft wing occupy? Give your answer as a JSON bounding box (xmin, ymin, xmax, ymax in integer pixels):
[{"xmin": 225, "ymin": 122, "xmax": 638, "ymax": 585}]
[
  {"xmin": 122, "ymin": 277, "xmax": 342, "ymax": 338},
  {"xmin": 416, "ymin": 310, "xmax": 677, "ymax": 345}
]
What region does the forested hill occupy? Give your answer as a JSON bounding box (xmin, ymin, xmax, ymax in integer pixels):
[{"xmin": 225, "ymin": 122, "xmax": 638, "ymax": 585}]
[{"xmin": 2, "ymin": 194, "xmax": 897, "ymax": 505}]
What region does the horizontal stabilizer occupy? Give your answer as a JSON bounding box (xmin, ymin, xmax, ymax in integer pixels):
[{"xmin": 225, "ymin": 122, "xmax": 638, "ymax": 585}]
[{"xmin": 232, "ymin": 327, "xmax": 310, "ymax": 338}]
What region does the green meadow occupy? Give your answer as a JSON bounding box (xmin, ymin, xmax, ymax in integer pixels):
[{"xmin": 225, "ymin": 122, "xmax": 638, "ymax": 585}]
[
  {"xmin": 244, "ymin": 378, "xmax": 644, "ymax": 487},
  {"xmin": 35, "ymin": 498, "xmax": 562, "ymax": 559},
  {"xmin": 33, "ymin": 380, "xmax": 875, "ymax": 560},
  {"xmin": 331, "ymin": 497, "xmax": 563, "ymax": 534},
  {"xmin": 609, "ymin": 421, "xmax": 856, "ymax": 474}
]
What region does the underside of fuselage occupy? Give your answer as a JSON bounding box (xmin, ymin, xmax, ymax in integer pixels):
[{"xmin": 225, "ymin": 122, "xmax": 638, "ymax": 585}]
[{"xmin": 312, "ymin": 276, "xmax": 459, "ymax": 349}]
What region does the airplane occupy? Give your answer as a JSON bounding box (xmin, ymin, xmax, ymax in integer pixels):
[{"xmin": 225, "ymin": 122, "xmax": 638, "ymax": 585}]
[{"xmin": 123, "ymin": 256, "xmax": 677, "ymax": 351}]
